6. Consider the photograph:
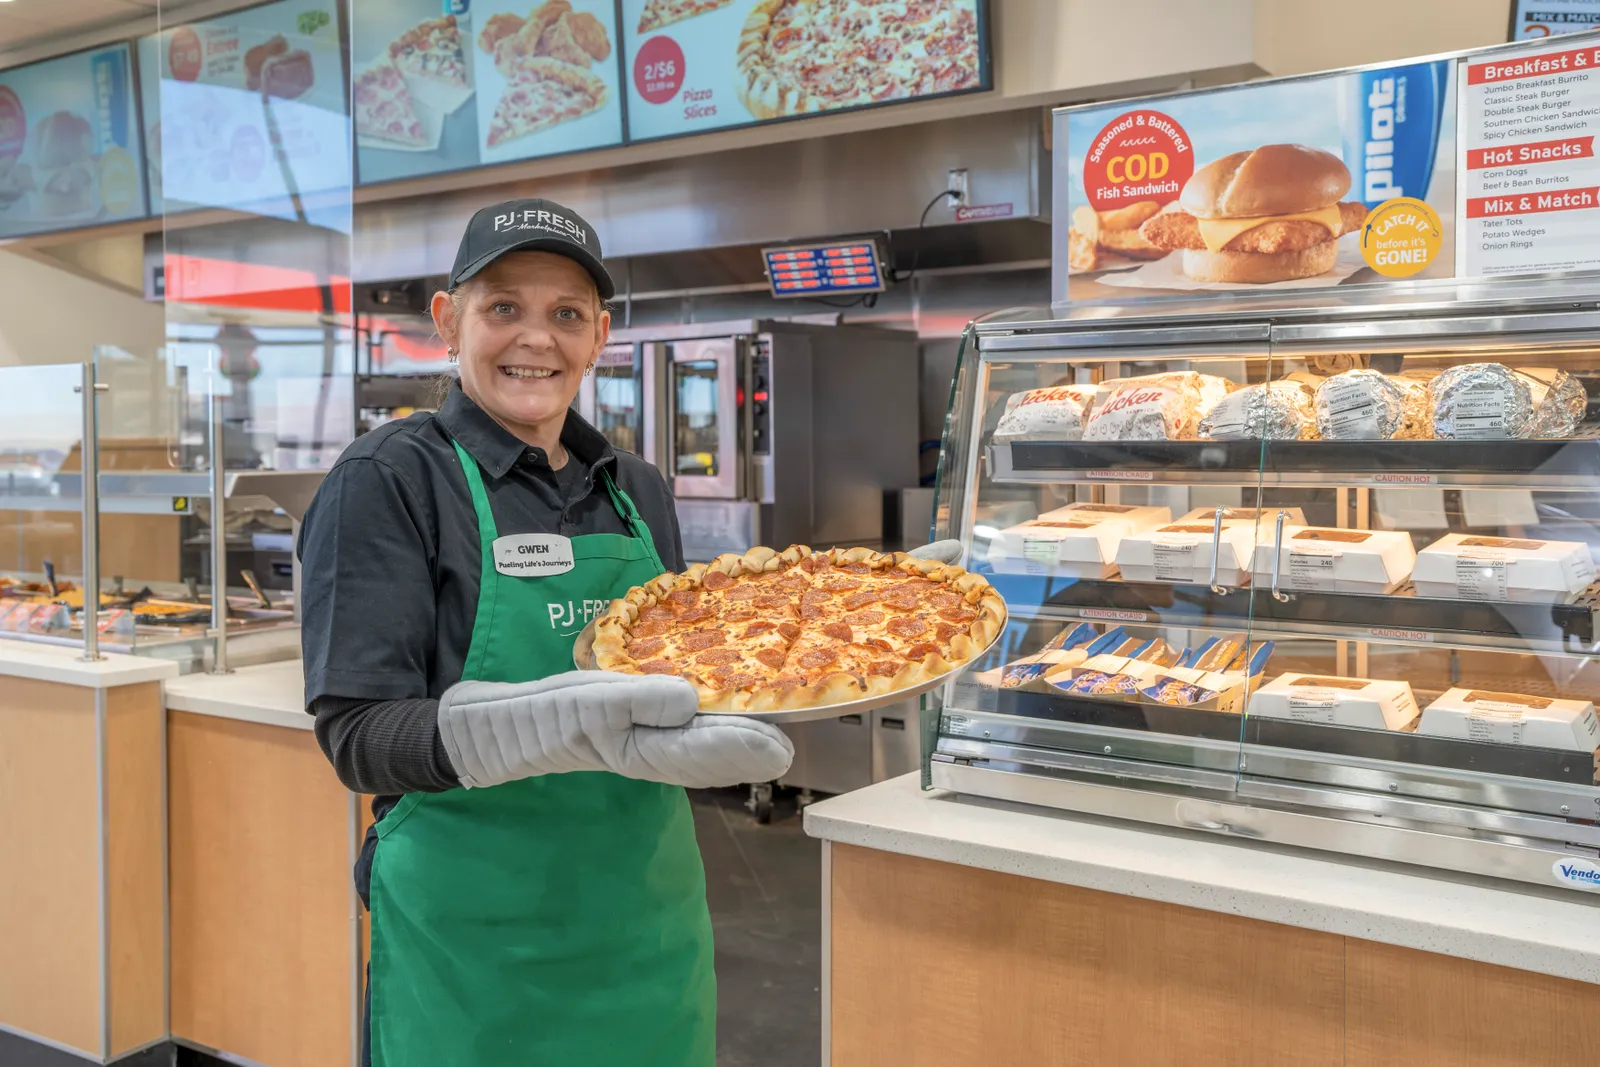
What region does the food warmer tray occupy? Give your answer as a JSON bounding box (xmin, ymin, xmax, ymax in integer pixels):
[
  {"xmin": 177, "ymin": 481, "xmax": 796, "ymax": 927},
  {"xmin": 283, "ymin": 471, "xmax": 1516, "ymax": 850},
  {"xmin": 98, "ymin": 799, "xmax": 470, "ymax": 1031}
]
[
  {"xmin": 981, "ymin": 570, "xmax": 1600, "ymax": 652},
  {"xmin": 572, "ymin": 617, "xmax": 1000, "ymax": 724},
  {"xmin": 987, "ymin": 688, "xmax": 1600, "ymax": 787}
]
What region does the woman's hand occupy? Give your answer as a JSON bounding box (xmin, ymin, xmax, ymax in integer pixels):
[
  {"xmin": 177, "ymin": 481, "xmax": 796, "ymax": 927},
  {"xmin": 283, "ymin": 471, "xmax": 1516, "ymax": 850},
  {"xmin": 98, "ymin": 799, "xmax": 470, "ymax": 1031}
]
[{"xmin": 436, "ymin": 671, "xmax": 794, "ymax": 789}]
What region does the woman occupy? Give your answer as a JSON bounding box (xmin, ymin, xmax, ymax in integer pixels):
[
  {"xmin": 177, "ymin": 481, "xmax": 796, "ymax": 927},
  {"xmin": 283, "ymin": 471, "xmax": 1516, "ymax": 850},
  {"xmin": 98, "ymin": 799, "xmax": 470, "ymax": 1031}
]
[{"xmin": 298, "ymin": 197, "xmax": 795, "ymax": 1067}]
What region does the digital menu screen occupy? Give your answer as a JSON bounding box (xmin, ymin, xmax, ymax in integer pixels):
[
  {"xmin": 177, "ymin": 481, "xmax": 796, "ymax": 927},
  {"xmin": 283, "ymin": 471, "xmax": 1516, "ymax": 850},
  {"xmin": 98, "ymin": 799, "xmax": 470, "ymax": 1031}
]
[
  {"xmin": 621, "ymin": 0, "xmax": 989, "ymax": 143},
  {"xmin": 0, "ymin": 43, "xmax": 146, "ymax": 238},
  {"xmin": 137, "ymin": 0, "xmax": 350, "ymax": 228},
  {"xmin": 1511, "ymin": 0, "xmax": 1600, "ymax": 39},
  {"xmin": 763, "ymin": 240, "xmax": 884, "ymax": 297},
  {"xmin": 353, "ymin": 0, "xmax": 624, "ymax": 185}
]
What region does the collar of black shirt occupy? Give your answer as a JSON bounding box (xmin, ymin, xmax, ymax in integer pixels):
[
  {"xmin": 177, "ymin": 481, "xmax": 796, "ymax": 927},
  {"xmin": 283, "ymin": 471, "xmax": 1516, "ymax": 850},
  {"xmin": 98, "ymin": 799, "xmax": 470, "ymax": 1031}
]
[{"xmin": 437, "ymin": 382, "xmax": 617, "ymax": 481}]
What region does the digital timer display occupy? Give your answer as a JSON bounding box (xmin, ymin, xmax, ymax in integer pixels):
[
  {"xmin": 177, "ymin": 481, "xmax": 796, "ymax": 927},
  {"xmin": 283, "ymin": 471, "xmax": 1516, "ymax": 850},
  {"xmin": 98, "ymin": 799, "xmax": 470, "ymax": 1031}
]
[{"xmin": 762, "ymin": 240, "xmax": 885, "ymax": 298}]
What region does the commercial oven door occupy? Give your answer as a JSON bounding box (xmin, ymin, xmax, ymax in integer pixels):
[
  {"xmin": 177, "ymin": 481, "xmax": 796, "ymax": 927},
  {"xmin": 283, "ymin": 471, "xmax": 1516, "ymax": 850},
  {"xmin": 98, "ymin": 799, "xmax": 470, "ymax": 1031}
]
[
  {"xmin": 576, "ymin": 343, "xmax": 650, "ymax": 460},
  {"xmin": 667, "ymin": 338, "xmax": 743, "ymax": 499}
]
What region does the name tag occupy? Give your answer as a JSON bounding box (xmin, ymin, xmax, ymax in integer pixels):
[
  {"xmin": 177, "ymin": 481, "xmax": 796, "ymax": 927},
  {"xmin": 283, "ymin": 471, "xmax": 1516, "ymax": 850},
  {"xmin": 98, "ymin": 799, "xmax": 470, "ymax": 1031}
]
[{"xmin": 493, "ymin": 533, "xmax": 575, "ymax": 577}]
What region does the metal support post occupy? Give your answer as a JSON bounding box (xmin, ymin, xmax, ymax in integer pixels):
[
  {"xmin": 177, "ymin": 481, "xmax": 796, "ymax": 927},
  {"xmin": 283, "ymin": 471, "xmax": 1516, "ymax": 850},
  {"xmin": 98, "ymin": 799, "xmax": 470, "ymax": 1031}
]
[
  {"xmin": 209, "ymin": 386, "xmax": 230, "ymax": 674},
  {"xmin": 79, "ymin": 361, "xmax": 104, "ymax": 662}
]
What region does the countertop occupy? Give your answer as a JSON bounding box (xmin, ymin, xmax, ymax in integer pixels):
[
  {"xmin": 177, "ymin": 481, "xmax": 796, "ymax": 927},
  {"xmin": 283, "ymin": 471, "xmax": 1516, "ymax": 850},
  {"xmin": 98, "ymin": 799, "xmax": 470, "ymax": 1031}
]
[
  {"xmin": 805, "ymin": 773, "xmax": 1600, "ymax": 985},
  {"xmin": 163, "ymin": 659, "xmax": 311, "ymax": 731},
  {"xmin": 0, "ymin": 639, "xmax": 179, "ymax": 688}
]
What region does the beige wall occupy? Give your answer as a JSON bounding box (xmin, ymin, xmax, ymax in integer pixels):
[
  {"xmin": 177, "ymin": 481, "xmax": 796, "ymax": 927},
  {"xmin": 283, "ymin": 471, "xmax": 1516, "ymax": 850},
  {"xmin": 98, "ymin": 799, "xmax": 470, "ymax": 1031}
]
[
  {"xmin": 1255, "ymin": 0, "xmax": 1511, "ymax": 76},
  {"xmin": 0, "ymin": 249, "xmax": 164, "ymax": 369}
]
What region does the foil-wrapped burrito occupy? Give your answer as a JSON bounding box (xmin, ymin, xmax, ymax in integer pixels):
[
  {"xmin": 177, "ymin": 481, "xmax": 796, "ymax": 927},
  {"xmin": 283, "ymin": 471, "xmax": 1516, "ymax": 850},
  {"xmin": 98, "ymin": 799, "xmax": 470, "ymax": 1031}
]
[
  {"xmin": 1083, "ymin": 372, "xmax": 1233, "ymax": 441},
  {"xmin": 993, "ymin": 384, "xmax": 1098, "ymax": 441},
  {"xmin": 1315, "ymin": 369, "xmax": 1434, "ymax": 440},
  {"xmin": 1429, "ymin": 364, "xmax": 1587, "ymax": 439},
  {"xmin": 1198, "ymin": 381, "xmax": 1320, "ymax": 441}
]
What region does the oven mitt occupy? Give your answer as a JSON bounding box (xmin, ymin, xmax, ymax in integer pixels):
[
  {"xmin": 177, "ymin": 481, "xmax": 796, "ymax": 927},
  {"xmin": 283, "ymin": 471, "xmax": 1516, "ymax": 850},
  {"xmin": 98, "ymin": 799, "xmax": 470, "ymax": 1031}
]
[
  {"xmin": 436, "ymin": 670, "xmax": 795, "ymax": 790},
  {"xmin": 909, "ymin": 539, "xmax": 964, "ymax": 565}
]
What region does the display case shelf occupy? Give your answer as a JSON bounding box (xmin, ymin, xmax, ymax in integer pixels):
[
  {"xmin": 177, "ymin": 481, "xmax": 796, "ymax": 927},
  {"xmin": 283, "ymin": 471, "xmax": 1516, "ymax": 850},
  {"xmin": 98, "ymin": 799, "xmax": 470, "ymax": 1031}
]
[
  {"xmin": 990, "ymin": 432, "xmax": 1600, "ymax": 490},
  {"xmin": 981, "ymin": 569, "xmax": 1600, "ymax": 655}
]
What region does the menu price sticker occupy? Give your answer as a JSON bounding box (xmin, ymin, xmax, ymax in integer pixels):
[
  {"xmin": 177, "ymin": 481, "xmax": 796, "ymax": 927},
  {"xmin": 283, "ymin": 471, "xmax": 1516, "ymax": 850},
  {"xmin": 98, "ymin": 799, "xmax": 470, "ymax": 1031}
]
[
  {"xmin": 1459, "ymin": 40, "xmax": 1600, "ymax": 276},
  {"xmin": 634, "ymin": 37, "xmax": 686, "ymax": 105}
]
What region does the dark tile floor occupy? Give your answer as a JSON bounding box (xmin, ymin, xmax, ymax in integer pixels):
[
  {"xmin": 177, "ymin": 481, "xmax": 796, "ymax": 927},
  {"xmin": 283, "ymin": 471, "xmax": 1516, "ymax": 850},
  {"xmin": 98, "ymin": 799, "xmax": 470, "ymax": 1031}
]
[{"xmin": 0, "ymin": 788, "xmax": 821, "ymax": 1067}]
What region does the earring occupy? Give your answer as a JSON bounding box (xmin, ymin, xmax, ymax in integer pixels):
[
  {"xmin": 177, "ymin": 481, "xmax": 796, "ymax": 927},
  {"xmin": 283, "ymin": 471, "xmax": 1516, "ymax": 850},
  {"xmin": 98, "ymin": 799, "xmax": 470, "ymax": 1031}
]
[
  {"xmin": 447, "ymin": 346, "xmax": 458, "ymax": 363},
  {"xmin": 584, "ymin": 362, "xmax": 595, "ymax": 376}
]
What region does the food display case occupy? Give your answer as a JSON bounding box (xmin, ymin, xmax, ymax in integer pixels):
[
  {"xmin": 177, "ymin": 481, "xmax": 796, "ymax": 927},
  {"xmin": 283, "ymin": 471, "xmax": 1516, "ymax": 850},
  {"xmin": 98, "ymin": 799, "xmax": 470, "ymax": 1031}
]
[{"xmin": 927, "ymin": 301, "xmax": 1600, "ymax": 891}]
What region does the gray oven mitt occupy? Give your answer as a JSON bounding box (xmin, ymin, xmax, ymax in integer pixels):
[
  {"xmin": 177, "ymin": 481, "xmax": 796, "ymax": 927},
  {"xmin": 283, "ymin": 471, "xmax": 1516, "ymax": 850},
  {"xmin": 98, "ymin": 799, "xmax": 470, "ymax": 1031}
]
[
  {"xmin": 909, "ymin": 540, "xmax": 964, "ymax": 565},
  {"xmin": 437, "ymin": 670, "xmax": 794, "ymax": 790}
]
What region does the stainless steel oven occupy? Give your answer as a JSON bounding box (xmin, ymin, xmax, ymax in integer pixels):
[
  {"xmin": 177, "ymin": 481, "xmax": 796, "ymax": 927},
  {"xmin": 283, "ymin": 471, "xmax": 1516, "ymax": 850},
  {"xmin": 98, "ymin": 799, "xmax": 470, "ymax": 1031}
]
[{"xmin": 666, "ymin": 337, "xmax": 742, "ymax": 500}]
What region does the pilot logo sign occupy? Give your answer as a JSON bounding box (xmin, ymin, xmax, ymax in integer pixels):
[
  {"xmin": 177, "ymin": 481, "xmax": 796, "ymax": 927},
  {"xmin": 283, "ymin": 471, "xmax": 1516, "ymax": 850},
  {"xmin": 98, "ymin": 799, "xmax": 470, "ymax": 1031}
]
[{"xmin": 492, "ymin": 533, "xmax": 576, "ymax": 577}]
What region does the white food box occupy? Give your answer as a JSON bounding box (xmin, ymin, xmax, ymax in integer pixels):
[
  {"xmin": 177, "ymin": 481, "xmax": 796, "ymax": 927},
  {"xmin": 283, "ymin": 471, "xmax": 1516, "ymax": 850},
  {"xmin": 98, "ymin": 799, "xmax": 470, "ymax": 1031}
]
[
  {"xmin": 1115, "ymin": 522, "xmax": 1258, "ymax": 586},
  {"xmin": 1418, "ymin": 688, "xmax": 1600, "ymax": 751},
  {"xmin": 988, "ymin": 503, "xmax": 1172, "ymax": 577},
  {"xmin": 1250, "ymin": 526, "xmax": 1417, "ymax": 595},
  {"xmin": 1176, "ymin": 506, "xmax": 1307, "ymax": 528},
  {"xmin": 1248, "ymin": 673, "xmax": 1421, "ymax": 731},
  {"xmin": 1412, "ymin": 533, "xmax": 1596, "ymax": 602}
]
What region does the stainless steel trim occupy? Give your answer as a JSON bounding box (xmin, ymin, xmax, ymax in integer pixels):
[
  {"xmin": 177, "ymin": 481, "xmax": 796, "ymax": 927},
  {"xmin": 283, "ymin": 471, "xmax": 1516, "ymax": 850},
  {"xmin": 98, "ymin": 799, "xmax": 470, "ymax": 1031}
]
[
  {"xmin": 172, "ymin": 1036, "xmax": 276, "ymax": 1067},
  {"xmin": 929, "ymin": 761, "xmax": 1600, "ymax": 893},
  {"xmin": 937, "ymin": 736, "xmax": 1240, "ymax": 793},
  {"xmin": 939, "ymin": 711, "xmax": 1243, "ymax": 773},
  {"xmin": 819, "ymin": 839, "xmax": 831, "ymax": 1067},
  {"xmin": 349, "ymin": 791, "xmax": 362, "ymax": 1067},
  {"xmin": 990, "ymin": 467, "xmax": 1600, "ymax": 492},
  {"xmin": 0, "ymin": 1020, "xmax": 100, "ymax": 1062},
  {"xmin": 668, "ymin": 338, "xmax": 741, "ymax": 500},
  {"xmin": 1208, "ymin": 507, "xmax": 1225, "ymax": 595},
  {"xmin": 95, "ymin": 686, "xmax": 109, "ymax": 1063},
  {"xmin": 79, "ymin": 360, "xmax": 102, "ymax": 662},
  {"xmin": 1270, "ymin": 512, "xmax": 1288, "ymax": 602},
  {"xmin": 161, "ymin": 694, "xmax": 171, "ymax": 1041},
  {"xmin": 1269, "ymin": 309, "xmax": 1600, "ymax": 346},
  {"xmin": 209, "ymin": 386, "xmax": 229, "ymax": 675},
  {"xmin": 978, "ymin": 326, "xmax": 1272, "ymax": 353}
]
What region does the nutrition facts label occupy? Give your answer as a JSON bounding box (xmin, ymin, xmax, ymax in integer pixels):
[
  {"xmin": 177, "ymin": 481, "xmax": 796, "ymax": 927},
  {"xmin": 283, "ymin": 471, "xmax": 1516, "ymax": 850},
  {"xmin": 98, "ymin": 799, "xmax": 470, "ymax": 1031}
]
[{"xmin": 1459, "ymin": 40, "xmax": 1600, "ymax": 276}]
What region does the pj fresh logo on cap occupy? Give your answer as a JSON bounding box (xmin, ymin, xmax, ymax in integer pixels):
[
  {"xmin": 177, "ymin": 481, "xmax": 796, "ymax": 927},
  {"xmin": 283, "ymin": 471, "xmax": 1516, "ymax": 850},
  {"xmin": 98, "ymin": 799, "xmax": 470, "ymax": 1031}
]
[{"xmin": 491, "ymin": 208, "xmax": 590, "ymax": 245}]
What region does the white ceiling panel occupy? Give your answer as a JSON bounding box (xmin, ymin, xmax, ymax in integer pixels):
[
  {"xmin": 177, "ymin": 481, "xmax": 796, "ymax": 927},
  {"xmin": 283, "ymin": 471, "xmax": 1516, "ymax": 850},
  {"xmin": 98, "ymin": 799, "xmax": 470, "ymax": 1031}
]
[{"xmin": 0, "ymin": 0, "xmax": 209, "ymax": 66}]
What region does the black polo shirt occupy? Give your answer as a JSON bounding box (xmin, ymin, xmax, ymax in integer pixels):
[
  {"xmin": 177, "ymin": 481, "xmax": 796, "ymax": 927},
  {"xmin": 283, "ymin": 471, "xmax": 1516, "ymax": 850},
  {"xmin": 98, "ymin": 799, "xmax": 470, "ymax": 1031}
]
[{"xmin": 299, "ymin": 382, "xmax": 683, "ymax": 706}]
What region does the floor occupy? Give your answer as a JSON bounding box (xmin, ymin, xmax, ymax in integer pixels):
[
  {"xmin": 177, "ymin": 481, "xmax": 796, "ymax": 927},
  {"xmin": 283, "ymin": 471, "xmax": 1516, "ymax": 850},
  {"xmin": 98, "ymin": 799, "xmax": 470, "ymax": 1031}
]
[{"xmin": 0, "ymin": 788, "xmax": 823, "ymax": 1067}]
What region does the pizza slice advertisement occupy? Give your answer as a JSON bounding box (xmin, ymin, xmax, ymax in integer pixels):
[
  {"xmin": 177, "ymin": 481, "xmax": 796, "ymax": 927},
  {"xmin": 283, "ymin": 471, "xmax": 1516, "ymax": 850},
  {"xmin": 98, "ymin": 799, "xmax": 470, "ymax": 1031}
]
[
  {"xmin": 485, "ymin": 56, "xmax": 609, "ymax": 147},
  {"xmin": 620, "ymin": 0, "xmax": 988, "ymax": 142},
  {"xmin": 353, "ymin": 55, "xmax": 431, "ymax": 148}
]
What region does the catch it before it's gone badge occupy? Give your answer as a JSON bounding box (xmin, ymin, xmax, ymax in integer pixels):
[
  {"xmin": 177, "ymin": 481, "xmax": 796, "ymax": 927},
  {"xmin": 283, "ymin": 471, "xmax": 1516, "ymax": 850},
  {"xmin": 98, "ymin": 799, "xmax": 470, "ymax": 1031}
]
[{"xmin": 1360, "ymin": 196, "xmax": 1444, "ymax": 278}]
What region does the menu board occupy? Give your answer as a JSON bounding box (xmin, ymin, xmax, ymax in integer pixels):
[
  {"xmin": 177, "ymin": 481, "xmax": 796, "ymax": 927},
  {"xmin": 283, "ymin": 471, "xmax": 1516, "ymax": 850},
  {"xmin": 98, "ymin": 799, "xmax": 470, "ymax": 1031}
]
[
  {"xmin": 1055, "ymin": 60, "xmax": 1457, "ymax": 308},
  {"xmin": 0, "ymin": 44, "xmax": 146, "ymax": 238},
  {"xmin": 1459, "ymin": 37, "xmax": 1600, "ymax": 277},
  {"xmin": 620, "ymin": 0, "xmax": 987, "ymax": 142},
  {"xmin": 1512, "ymin": 0, "xmax": 1600, "ymax": 39},
  {"xmin": 354, "ymin": 0, "xmax": 623, "ymax": 185},
  {"xmin": 137, "ymin": 0, "xmax": 350, "ymax": 226}
]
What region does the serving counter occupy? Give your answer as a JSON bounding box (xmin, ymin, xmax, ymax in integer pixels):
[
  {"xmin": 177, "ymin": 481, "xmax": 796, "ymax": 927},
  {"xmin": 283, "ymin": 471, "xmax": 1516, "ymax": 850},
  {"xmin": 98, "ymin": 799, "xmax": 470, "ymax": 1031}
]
[{"xmin": 805, "ymin": 774, "xmax": 1600, "ymax": 1066}]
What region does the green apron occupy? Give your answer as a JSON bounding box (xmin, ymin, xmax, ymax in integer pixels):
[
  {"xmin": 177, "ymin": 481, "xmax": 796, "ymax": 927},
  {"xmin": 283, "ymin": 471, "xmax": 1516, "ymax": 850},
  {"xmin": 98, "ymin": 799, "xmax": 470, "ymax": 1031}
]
[{"xmin": 367, "ymin": 441, "xmax": 716, "ymax": 1067}]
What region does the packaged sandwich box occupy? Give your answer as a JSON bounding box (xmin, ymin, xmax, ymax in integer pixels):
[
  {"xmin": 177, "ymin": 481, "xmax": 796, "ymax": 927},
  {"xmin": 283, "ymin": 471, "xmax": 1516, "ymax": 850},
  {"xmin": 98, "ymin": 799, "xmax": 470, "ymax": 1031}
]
[
  {"xmin": 999, "ymin": 623, "xmax": 1103, "ymax": 689},
  {"xmin": 1250, "ymin": 526, "xmax": 1417, "ymax": 595},
  {"xmin": 1247, "ymin": 673, "xmax": 1420, "ymax": 731},
  {"xmin": 1115, "ymin": 522, "xmax": 1259, "ymax": 586},
  {"xmin": 987, "ymin": 503, "xmax": 1171, "ymax": 577},
  {"xmin": 1411, "ymin": 534, "xmax": 1596, "ymax": 602},
  {"xmin": 1418, "ymin": 689, "xmax": 1600, "ymax": 752}
]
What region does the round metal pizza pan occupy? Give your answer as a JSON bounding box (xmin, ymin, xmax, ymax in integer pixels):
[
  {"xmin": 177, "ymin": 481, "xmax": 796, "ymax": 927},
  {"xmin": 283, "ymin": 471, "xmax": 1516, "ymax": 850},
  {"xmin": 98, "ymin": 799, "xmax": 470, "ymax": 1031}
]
[{"xmin": 572, "ymin": 618, "xmax": 1004, "ymax": 724}]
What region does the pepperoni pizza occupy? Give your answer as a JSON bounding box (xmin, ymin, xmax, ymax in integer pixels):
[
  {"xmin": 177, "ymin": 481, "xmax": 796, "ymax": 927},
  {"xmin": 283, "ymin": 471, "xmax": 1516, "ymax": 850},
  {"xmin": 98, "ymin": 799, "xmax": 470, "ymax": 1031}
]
[{"xmin": 593, "ymin": 545, "xmax": 1005, "ymax": 712}]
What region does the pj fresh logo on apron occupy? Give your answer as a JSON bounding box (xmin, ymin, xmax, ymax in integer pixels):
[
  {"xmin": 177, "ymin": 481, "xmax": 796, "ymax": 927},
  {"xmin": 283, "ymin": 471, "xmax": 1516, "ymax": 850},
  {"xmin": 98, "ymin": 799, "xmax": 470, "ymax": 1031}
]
[
  {"xmin": 494, "ymin": 533, "xmax": 576, "ymax": 577},
  {"xmin": 549, "ymin": 598, "xmax": 610, "ymax": 635}
]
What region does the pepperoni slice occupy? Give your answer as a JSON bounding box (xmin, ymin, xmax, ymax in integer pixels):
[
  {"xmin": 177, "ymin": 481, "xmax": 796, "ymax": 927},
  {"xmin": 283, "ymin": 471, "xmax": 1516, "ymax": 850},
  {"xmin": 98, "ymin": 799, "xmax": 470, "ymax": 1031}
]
[
  {"xmin": 867, "ymin": 660, "xmax": 902, "ymax": 677},
  {"xmin": 883, "ymin": 593, "xmax": 921, "ymax": 612},
  {"xmin": 937, "ymin": 605, "xmax": 977, "ymax": 624},
  {"xmin": 821, "ymin": 621, "xmax": 853, "ymax": 642},
  {"xmin": 846, "ymin": 610, "xmax": 885, "ymax": 626},
  {"xmin": 696, "ymin": 647, "xmax": 742, "ymax": 666},
  {"xmin": 776, "ymin": 574, "xmax": 811, "ymax": 592},
  {"xmin": 631, "ymin": 619, "xmax": 669, "ymax": 638},
  {"xmin": 904, "ymin": 642, "xmax": 940, "ymax": 660},
  {"xmin": 666, "ymin": 589, "xmax": 701, "ymax": 607},
  {"xmin": 935, "ymin": 622, "xmax": 961, "ymax": 642},
  {"xmin": 701, "ymin": 570, "xmax": 734, "ymax": 591},
  {"xmin": 722, "ymin": 607, "xmax": 757, "ymax": 622},
  {"xmin": 754, "ymin": 594, "xmax": 791, "ymax": 610},
  {"xmin": 725, "ymin": 585, "xmax": 762, "ymax": 602},
  {"xmin": 681, "ymin": 629, "xmax": 725, "ymax": 651},
  {"xmin": 800, "ymin": 589, "xmax": 834, "ymax": 607},
  {"xmin": 677, "ymin": 606, "xmax": 717, "ymax": 623},
  {"xmin": 800, "ymin": 556, "xmax": 831, "ymax": 574},
  {"xmin": 800, "ymin": 604, "xmax": 827, "ymax": 621},
  {"xmin": 639, "ymin": 605, "xmax": 675, "ymax": 622},
  {"xmin": 743, "ymin": 621, "xmax": 776, "ymax": 637},
  {"xmin": 838, "ymin": 562, "xmax": 871, "ymax": 575},
  {"xmin": 754, "ymin": 648, "xmax": 788, "ymax": 670},
  {"xmin": 627, "ymin": 637, "xmax": 666, "ymax": 658},
  {"xmin": 887, "ymin": 617, "xmax": 928, "ymax": 639},
  {"xmin": 819, "ymin": 577, "xmax": 862, "ymax": 592},
  {"xmin": 926, "ymin": 591, "xmax": 962, "ymax": 609},
  {"xmin": 709, "ymin": 668, "xmax": 763, "ymax": 689},
  {"xmin": 778, "ymin": 622, "xmax": 803, "ymax": 642},
  {"xmin": 637, "ymin": 659, "xmax": 676, "ymax": 674},
  {"xmin": 770, "ymin": 673, "xmax": 806, "ymax": 690},
  {"xmin": 798, "ymin": 648, "xmax": 839, "ymax": 671},
  {"xmin": 865, "ymin": 637, "xmax": 894, "ymax": 653},
  {"xmin": 842, "ymin": 590, "xmax": 879, "ymax": 610}
]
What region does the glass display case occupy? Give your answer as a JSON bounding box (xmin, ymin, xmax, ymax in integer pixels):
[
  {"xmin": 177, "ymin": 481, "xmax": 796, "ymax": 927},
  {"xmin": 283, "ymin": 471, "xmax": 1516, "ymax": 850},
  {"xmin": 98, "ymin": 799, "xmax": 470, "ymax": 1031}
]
[{"xmin": 929, "ymin": 301, "xmax": 1600, "ymax": 890}]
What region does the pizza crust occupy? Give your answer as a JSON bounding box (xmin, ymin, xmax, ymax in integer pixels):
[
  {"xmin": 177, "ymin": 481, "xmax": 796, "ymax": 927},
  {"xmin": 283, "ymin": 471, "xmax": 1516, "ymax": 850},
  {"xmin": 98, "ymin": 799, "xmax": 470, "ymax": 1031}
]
[{"xmin": 593, "ymin": 544, "xmax": 1006, "ymax": 712}]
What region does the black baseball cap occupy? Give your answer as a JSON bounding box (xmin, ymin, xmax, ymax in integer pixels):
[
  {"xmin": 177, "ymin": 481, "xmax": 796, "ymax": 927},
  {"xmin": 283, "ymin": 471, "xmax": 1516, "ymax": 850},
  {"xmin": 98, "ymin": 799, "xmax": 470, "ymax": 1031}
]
[{"xmin": 449, "ymin": 198, "xmax": 614, "ymax": 299}]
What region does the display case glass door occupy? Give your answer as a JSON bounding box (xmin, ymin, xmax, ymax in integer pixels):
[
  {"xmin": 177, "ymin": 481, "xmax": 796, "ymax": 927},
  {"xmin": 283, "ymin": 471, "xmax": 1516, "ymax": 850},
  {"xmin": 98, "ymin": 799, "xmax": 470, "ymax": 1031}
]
[
  {"xmin": 668, "ymin": 338, "xmax": 741, "ymax": 499},
  {"xmin": 580, "ymin": 343, "xmax": 646, "ymax": 459}
]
